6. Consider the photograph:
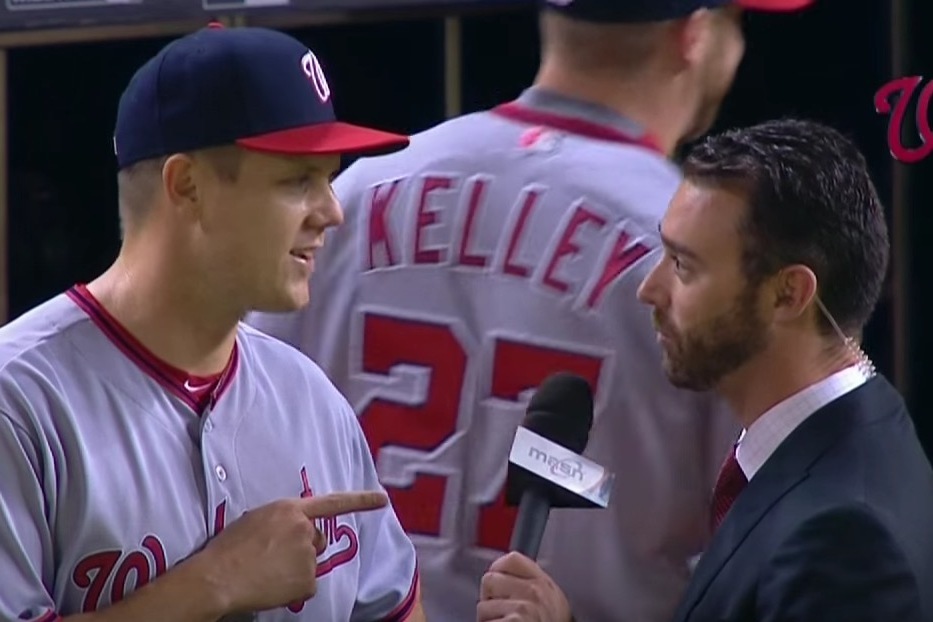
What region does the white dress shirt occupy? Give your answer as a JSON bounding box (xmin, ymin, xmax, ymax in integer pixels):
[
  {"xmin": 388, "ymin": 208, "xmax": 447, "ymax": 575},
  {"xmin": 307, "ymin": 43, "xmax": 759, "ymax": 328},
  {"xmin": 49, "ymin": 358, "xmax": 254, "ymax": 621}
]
[{"xmin": 735, "ymin": 365, "xmax": 871, "ymax": 481}]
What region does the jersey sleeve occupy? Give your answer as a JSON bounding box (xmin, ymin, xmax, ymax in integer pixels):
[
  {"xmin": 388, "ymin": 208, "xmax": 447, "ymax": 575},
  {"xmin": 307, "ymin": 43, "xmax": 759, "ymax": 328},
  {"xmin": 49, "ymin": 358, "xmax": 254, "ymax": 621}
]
[
  {"xmin": 0, "ymin": 411, "xmax": 60, "ymax": 622},
  {"xmin": 342, "ymin": 403, "xmax": 420, "ymax": 622}
]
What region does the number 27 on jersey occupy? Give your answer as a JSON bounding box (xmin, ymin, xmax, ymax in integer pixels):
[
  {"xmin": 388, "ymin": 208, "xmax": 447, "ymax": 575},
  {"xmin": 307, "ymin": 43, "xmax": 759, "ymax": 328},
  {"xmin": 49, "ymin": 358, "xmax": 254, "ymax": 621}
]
[{"xmin": 356, "ymin": 311, "xmax": 607, "ymax": 552}]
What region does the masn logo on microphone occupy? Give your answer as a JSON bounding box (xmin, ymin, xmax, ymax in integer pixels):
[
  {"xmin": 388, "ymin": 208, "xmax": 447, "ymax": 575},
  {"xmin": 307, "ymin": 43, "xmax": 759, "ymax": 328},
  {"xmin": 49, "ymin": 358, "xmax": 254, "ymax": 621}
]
[
  {"xmin": 509, "ymin": 426, "xmax": 615, "ymax": 507},
  {"xmin": 528, "ymin": 446, "xmax": 585, "ymax": 482}
]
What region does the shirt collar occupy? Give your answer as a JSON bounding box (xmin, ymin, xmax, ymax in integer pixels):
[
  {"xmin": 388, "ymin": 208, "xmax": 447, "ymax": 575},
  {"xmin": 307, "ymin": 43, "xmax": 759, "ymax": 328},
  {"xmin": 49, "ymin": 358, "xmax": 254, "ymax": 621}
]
[{"xmin": 735, "ymin": 365, "xmax": 870, "ymax": 480}]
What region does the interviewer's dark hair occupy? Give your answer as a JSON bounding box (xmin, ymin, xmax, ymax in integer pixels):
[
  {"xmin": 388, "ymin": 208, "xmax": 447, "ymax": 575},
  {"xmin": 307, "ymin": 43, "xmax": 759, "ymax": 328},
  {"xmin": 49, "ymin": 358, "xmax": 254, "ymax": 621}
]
[{"xmin": 682, "ymin": 118, "xmax": 889, "ymax": 336}]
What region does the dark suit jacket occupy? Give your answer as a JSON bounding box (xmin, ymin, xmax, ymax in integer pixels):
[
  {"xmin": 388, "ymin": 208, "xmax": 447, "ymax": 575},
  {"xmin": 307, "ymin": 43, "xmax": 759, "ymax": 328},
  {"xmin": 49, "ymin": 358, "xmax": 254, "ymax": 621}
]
[{"xmin": 672, "ymin": 376, "xmax": 933, "ymax": 622}]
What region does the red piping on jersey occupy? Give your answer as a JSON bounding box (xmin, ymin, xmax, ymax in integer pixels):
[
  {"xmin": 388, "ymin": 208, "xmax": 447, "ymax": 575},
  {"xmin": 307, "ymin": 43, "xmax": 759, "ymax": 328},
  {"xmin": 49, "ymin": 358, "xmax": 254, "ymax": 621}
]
[
  {"xmin": 492, "ymin": 101, "xmax": 664, "ymax": 154},
  {"xmin": 382, "ymin": 565, "xmax": 420, "ymax": 622},
  {"xmin": 36, "ymin": 611, "xmax": 61, "ymax": 622},
  {"xmin": 66, "ymin": 284, "xmax": 239, "ymax": 414}
]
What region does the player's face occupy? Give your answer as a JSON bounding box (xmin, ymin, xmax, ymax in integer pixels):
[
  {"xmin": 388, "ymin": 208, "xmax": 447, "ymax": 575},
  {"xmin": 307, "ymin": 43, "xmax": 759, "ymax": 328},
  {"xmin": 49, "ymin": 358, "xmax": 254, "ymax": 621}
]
[
  {"xmin": 636, "ymin": 180, "xmax": 769, "ymax": 391},
  {"xmin": 685, "ymin": 7, "xmax": 746, "ymax": 141},
  {"xmin": 198, "ymin": 149, "xmax": 343, "ymax": 314}
]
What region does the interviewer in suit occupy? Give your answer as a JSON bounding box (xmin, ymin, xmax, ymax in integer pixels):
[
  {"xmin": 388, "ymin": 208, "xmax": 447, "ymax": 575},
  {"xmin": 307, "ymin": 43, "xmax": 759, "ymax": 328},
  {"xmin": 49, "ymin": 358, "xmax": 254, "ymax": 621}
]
[{"xmin": 476, "ymin": 118, "xmax": 933, "ymax": 622}]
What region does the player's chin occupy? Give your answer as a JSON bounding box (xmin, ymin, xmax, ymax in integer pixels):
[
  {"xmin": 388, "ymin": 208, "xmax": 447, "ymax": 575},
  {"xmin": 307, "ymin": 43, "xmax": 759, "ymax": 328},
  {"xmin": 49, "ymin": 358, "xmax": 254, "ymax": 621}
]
[
  {"xmin": 254, "ymin": 282, "xmax": 311, "ymax": 314},
  {"xmin": 283, "ymin": 284, "xmax": 312, "ymax": 312}
]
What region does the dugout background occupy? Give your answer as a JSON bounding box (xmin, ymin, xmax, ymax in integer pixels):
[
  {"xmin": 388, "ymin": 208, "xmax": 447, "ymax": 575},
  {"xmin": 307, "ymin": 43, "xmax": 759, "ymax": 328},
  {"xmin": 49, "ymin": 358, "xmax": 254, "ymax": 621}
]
[{"xmin": 4, "ymin": 0, "xmax": 932, "ymax": 454}]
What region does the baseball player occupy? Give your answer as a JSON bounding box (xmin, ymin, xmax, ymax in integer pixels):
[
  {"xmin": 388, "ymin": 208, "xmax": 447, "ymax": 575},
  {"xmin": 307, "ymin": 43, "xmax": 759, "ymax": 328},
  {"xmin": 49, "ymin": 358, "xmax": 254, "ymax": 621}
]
[
  {"xmin": 0, "ymin": 25, "xmax": 425, "ymax": 622},
  {"xmin": 246, "ymin": 1, "xmax": 812, "ymax": 621}
]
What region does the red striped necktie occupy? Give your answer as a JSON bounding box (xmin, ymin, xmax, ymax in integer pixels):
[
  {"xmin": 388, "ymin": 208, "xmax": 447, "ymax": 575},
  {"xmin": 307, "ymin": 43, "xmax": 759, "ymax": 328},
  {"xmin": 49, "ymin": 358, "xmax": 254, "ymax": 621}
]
[{"xmin": 710, "ymin": 445, "xmax": 748, "ymax": 532}]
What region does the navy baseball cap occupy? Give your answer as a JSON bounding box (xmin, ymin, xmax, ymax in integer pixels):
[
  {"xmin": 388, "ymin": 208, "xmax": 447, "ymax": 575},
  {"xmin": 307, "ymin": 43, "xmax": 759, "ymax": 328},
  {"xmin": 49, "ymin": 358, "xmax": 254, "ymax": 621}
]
[
  {"xmin": 113, "ymin": 24, "xmax": 409, "ymax": 170},
  {"xmin": 540, "ymin": 0, "xmax": 814, "ymax": 22}
]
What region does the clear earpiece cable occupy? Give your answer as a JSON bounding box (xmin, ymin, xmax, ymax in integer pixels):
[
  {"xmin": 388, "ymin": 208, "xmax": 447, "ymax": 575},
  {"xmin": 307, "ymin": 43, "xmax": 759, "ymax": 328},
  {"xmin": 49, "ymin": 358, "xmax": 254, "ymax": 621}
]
[{"xmin": 815, "ymin": 296, "xmax": 876, "ymax": 379}]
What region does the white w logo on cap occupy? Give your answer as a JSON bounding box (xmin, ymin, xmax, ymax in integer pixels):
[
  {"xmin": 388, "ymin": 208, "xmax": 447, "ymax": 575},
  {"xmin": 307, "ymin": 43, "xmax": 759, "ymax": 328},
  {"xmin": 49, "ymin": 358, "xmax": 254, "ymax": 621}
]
[{"xmin": 301, "ymin": 51, "xmax": 331, "ymax": 104}]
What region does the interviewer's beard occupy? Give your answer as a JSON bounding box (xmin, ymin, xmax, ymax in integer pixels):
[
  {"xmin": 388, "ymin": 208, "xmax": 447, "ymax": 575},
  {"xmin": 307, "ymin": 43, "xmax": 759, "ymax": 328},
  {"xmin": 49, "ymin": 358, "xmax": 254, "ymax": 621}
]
[{"xmin": 654, "ymin": 286, "xmax": 768, "ymax": 392}]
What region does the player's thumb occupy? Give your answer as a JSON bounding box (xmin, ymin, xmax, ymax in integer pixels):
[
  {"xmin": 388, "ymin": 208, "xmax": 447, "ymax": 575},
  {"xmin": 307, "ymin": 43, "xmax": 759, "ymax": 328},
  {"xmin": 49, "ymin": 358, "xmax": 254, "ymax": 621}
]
[{"xmin": 299, "ymin": 491, "xmax": 388, "ymax": 519}]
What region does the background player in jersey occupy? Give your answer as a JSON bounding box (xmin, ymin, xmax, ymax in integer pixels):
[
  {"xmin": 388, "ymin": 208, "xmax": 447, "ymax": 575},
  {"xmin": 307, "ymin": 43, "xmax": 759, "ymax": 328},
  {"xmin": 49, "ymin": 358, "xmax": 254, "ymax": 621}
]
[
  {"xmin": 246, "ymin": 0, "xmax": 812, "ymax": 620},
  {"xmin": 0, "ymin": 25, "xmax": 425, "ymax": 622}
]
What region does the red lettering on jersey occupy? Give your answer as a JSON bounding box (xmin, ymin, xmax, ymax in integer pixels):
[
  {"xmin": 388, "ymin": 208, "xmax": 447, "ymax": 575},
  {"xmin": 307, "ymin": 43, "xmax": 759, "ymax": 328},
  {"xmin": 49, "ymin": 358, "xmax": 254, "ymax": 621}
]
[
  {"xmin": 502, "ymin": 189, "xmax": 541, "ymax": 279},
  {"xmin": 74, "ymin": 551, "xmax": 120, "ymax": 612},
  {"xmin": 110, "ymin": 551, "xmax": 151, "ymax": 604},
  {"xmin": 414, "ymin": 176, "xmax": 455, "ymax": 264},
  {"xmin": 142, "ymin": 535, "xmax": 167, "ymax": 576},
  {"xmin": 73, "ymin": 536, "xmax": 167, "ymax": 612},
  {"xmin": 456, "ymin": 177, "xmax": 490, "ymax": 268},
  {"xmin": 298, "ymin": 466, "xmax": 335, "ymax": 555},
  {"xmin": 586, "ymin": 230, "xmax": 651, "ymax": 308},
  {"xmin": 368, "ymin": 180, "xmax": 402, "ymax": 270},
  {"xmin": 542, "ymin": 204, "xmax": 608, "ymax": 293},
  {"xmin": 288, "ymin": 465, "xmax": 361, "ymax": 614},
  {"xmin": 300, "ymin": 465, "xmax": 313, "ymax": 498},
  {"xmin": 315, "ymin": 525, "xmax": 359, "ymax": 575}
]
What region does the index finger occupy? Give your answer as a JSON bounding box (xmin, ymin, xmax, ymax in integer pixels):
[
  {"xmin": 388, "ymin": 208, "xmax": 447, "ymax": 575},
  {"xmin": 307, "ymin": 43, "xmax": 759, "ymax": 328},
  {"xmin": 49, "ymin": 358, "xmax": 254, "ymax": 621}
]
[{"xmin": 298, "ymin": 491, "xmax": 388, "ymax": 519}]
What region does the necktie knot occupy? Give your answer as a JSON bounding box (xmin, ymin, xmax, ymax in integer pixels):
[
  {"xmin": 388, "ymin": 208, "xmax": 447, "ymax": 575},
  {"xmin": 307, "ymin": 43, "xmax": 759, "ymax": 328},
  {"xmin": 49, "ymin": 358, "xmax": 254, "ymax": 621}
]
[{"xmin": 710, "ymin": 445, "xmax": 748, "ymax": 532}]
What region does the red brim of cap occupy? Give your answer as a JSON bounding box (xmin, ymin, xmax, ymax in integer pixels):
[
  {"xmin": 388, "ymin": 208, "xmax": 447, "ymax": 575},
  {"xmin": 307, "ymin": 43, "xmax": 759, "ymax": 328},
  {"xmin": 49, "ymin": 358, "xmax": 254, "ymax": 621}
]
[
  {"xmin": 737, "ymin": 0, "xmax": 814, "ymax": 10},
  {"xmin": 237, "ymin": 121, "xmax": 410, "ymax": 157}
]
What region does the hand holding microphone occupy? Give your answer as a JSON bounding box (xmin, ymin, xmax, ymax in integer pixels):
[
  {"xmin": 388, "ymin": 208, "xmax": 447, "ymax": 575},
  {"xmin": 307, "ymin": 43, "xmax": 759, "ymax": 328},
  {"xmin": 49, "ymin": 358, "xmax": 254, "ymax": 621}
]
[
  {"xmin": 477, "ymin": 372, "xmax": 612, "ymax": 622},
  {"xmin": 478, "ymin": 552, "xmax": 573, "ymax": 622}
]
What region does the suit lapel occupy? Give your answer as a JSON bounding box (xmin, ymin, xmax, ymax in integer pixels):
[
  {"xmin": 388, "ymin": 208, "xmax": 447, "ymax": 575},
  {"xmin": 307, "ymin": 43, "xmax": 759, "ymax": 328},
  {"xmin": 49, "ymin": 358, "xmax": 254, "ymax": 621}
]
[
  {"xmin": 674, "ymin": 456, "xmax": 808, "ymax": 620},
  {"xmin": 673, "ymin": 376, "xmax": 897, "ymax": 621}
]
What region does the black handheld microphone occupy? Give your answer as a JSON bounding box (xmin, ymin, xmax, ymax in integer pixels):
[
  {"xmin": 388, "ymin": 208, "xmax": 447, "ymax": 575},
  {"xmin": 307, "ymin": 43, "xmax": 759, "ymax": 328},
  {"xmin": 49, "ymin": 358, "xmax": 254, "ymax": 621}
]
[{"xmin": 506, "ymin": 372, "xmax": 596, "ymax": 559}]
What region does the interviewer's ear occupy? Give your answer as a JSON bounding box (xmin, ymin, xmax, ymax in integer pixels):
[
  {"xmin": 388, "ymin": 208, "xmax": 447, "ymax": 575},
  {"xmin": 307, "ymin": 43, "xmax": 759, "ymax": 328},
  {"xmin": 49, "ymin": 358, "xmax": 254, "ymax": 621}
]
[{"xmin": 771, "ymin": 265, "xmax": 818, "ymax": 322}]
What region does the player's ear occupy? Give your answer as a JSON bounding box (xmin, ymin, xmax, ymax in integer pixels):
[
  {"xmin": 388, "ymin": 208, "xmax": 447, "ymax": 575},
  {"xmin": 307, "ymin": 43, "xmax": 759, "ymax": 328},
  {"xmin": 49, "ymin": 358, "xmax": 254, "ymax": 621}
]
[
  {"xmin": 162, "ymin": 153, "xmax": 201, "ymax": 216},
  {"xmin": 770, "ymin": 264, "xmax": 818, "ymax": 324},
  {"xmin": 677, "ymin": 8, "xmax": 714, "ymax": 68}
]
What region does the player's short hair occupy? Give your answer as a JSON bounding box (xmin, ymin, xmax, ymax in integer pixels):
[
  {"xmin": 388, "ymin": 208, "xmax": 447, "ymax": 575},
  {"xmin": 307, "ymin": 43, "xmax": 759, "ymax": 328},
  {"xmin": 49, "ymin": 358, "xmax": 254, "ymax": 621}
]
[
  {"xmin": 116, "ymin": 146, "xmax": 242, "ymax": 236},
  {"xmin": 117, "ymin": 155, "xmax": 168, "ymax": 237},
  {"xmin": 682, "ymin": 118, "xmax": 890, "ymax": 336},
  {"xmin": 537, "ymin": 10, "xmax": 668, "ymax": 75},
  {"xmin": 197, "ymin": 145, "xmax": 242, "ymax": 184},
  {"xmin": 538, "ymin": 6, "xmax": 735, "ymax": 77}
]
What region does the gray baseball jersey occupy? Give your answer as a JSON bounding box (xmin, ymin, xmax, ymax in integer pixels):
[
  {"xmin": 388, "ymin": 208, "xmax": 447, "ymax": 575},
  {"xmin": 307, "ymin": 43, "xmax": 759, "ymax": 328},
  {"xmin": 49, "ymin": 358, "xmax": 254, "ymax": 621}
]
[
  {"xmin": 247, "ymin": 87, "xmax": 739, "ymax": 622},
  {"xmin": 0, "ymin": 285, "xmax": 419, "ymax": 621}
]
